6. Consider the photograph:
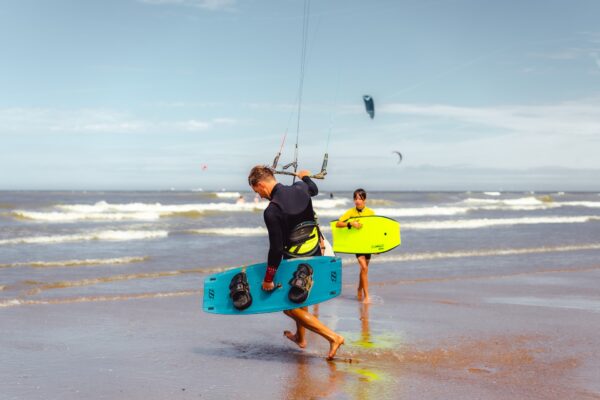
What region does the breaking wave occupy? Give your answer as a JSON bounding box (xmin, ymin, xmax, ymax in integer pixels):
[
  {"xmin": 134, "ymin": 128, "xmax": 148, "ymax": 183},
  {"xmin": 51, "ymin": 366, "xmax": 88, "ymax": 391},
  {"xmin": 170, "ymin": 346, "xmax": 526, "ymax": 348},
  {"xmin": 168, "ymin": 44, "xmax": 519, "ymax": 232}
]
[
  {"xmin": 402, "ymin": 216, "xmax": 600, "ymax": 230},
  {"xmin": 460, "ymin": 196, "xmax": 554, "ymax": 210},
  {"xmin": 316, "ymin": 206, "xmax": 469, "ymax": 218},
  {"xmin": 181, "ymin": 215, "xmax": 600, "ymax": 237},
  {"xmin": 212, "ymin": 192, "xmax": 241, "ymax": 198},
  {"xmin": 0, "ymin": 230, "xmax": 168, "ymax": 246},
  {"xmin": 339, "ymin": 243, "xmax": 600, "ymax": 265},
  {"xmin": 0, "ymin": 290, "xmax": 200, "ymax": 308},
  {"xmin": 188, "ymin": 227, "xmax": 268, "ymax": 236},
  {"xmin": 0, "ymin": 256, "xmax": 148, "ymax": 269}
]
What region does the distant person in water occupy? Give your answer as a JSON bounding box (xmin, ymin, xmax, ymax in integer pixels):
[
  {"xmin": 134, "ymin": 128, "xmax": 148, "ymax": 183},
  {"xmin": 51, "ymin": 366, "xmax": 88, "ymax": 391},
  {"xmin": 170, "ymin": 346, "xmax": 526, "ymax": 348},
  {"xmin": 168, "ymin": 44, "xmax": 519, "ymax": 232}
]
[
  {"xmin": 236, "ymin": 195, "xmax": 245, "ymax": 204},
  {"xmin": 335, "ymin": 188, "xmax": 375, "ymax": 303},
  {"xmin": 248, "ymin": 165, "xmax": 344, "ymax": 360}
]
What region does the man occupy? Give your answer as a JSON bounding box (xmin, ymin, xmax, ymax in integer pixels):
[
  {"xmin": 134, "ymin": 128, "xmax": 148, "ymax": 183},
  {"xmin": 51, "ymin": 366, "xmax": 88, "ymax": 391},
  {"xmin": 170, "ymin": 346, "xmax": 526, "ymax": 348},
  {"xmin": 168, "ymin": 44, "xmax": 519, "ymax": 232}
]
[{"xmin": 248, "ymin": 165, "xmax": 344, "ymax": 360}]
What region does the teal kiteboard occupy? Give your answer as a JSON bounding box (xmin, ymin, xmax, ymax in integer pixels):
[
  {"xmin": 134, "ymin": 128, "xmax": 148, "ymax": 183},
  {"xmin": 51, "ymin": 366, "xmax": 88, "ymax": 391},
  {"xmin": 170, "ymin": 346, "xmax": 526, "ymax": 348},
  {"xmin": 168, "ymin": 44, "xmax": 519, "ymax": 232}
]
[
  {"xmin": 330, "ymin": 215, "xmax": 401, "ymax": 254},
  {"xmin": 203, "ymin": 256, "xmax": 342, "ymax": 315}
]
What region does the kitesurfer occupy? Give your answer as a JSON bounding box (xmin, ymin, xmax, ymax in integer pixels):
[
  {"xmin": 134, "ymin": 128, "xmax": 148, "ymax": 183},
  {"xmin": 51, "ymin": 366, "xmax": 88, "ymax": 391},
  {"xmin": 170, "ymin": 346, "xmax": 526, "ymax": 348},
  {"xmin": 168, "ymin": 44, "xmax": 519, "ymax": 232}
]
[
  {"xmin": 248, "ymin": 165, "xmax": 344, "ymax": 360},
  {"xmin": 335, "ymin": 188, "xmax": 375, "ymax": 303}
]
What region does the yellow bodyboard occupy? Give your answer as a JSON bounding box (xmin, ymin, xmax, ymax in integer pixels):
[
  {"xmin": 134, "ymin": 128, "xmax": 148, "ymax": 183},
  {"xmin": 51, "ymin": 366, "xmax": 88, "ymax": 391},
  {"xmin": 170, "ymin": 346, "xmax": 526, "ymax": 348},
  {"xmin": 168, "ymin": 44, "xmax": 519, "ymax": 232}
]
[{"xmin": 330, "ymin": 216, "xmax": 401, "ymax": 254}]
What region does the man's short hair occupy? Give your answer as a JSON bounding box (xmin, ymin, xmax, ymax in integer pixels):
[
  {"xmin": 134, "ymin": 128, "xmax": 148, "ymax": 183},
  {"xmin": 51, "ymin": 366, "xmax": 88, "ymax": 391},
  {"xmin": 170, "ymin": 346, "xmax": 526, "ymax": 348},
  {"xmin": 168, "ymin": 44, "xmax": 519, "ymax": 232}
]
[{"xmin": 248, "ymin": 165, "xmax": 275, "ymax": 186}]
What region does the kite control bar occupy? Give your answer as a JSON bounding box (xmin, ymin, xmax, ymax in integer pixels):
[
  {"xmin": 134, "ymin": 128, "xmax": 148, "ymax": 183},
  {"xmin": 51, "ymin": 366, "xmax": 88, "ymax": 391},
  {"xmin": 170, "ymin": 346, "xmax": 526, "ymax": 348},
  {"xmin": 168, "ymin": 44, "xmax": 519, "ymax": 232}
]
[
  {"xmin": 273, "ymin": 169, "xmax": 326, "ymax": 180},
  {"xmin": 271, "ymin": 153, "xmax": 328, "ymax": 180}
]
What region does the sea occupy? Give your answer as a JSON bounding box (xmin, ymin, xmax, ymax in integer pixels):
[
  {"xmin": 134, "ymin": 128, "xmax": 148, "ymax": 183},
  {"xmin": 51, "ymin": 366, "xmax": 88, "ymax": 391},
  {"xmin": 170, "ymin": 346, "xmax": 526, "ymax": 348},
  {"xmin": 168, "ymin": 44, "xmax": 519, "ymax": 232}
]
[{"xmin": 1, "ymin": 190, "xmax": 600, "ymax": 308}]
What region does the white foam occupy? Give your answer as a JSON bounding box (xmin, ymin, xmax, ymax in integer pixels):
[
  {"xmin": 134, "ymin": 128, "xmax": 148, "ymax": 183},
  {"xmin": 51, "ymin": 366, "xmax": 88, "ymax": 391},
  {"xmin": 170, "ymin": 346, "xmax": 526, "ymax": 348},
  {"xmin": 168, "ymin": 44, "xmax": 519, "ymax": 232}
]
[
  {"xmin": 557, "ymin": 201, "xmax": 600, "ymax": 208},
  {"xmin": 189, "ymin": 227, "xmax": 268, "ymax": 236},
  {"xmin": 0, "ymin": 256, "xmax": 148, "ymax": 269},
  {"xmin": 13, "ymin": 210, "xmax": 160, "ymax": 222},
  {"xmin": 15, "ymin": 201, "xmax": 267, "ymax": 222},
  {"xmin": 315, "ymin": 206, "xmax": 468, "ymax": 218},
  {"xmin": 339, "ymin": 243, "xmax": 600, "ymax": 264},
  {"xmin": 483, "ymin": 192, "xmax": 501, "ymax": 196},
  {"xmin": 180, "ymin": 215, "xmax": 600, "ymax": 237},
  {"xmin": 213, "ymin": 192, "xmax": 241, "ymax": 198},
  {"xmin": 0, "ymin": 230, "xmax": 168, "ymax": 246},
  {"xmin": 312, "ymin": 198, "xmax": 350, "ymax": 209},
  {"xmin": 403, "ymin": 216, "xmax": 600, "ymax": 230},
  {"xmin": 461, "ymin": 196, "xmax": 553, "ymax": 210},
  {"xmin": 0, "ymin": 290, "xmax": 199, "ymax": 308}
]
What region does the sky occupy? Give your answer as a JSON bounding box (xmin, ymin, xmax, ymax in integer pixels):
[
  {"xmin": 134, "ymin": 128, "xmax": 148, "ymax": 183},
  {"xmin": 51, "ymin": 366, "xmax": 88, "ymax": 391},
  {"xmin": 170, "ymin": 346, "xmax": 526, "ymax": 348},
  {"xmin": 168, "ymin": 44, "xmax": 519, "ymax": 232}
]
[{"xmin": 1, "ymin": 0, "xmax": 600, "ymax": 191}]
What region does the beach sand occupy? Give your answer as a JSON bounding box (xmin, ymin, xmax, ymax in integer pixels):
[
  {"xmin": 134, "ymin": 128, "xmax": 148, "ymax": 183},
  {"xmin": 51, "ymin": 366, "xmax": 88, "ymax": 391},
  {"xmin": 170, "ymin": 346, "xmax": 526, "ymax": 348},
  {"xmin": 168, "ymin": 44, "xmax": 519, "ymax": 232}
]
[{"xmin": 2, "ymin": 261, "xmax": 600, "ymax": 400}]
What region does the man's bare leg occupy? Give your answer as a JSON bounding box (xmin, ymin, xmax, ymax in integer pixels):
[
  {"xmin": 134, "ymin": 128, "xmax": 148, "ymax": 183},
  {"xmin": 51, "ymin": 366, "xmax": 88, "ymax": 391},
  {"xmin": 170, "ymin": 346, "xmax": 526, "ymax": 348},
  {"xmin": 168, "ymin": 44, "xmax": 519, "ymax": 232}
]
[
  {"xmin": 283, "ymin": 307, "xmax": 307, "ymax": 348},
  {"xmin": 286, "ymin": 308, "xmax": 344, "ymax": 360}
]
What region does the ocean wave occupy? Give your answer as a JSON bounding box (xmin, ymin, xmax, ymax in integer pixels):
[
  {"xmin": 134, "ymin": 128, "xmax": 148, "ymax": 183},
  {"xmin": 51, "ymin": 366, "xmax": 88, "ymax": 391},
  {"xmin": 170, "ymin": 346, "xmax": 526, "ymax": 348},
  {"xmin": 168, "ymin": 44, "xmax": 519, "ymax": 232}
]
[
  {"xmin": 0, "ymin": 230, "xmax": 168, "ymax": 246},
  {"xmin": 339, "ymin": 243, "xmax": 600, "ymax": 264},
  {"xmin": 556, "ymin": 201, "xmax": 600, "ymax": 208},
  {"xmin": 460, "ymin": 196, "xmax": 554, "ymax": 210},
  {"xmin": 483, "ymin": 192, "xmax": 501, "ymax": 196},
  {"xmin": 12, "ymin": 210, "xmax": 161, "ymax": 222},
  {"xmin": 313, "ymin": 198, "xmax": 350, "ymax": 208},
  {"xmin": 3, "ymin": 243, "xmax": 599, "ymax": 308},
  {"xmin": 15, "ymin": 267, "xmax": 210, "ymax": 294},
  {"xmin": 13, "ymin": 199, "xmax": 353, "ymax": 223},
  {"xmin": 316, "ymin": 206, "xmax": 469, "ymax": 218},
  {"xmin": 403, "ymin": 216, "xmax": 600, "ymax": 230},
  {"xmin": 212, "ymin": 191, "xmax": 241, "ymax": 198},
  {"xmin": 180, "ymin": 215, "xmax": 600, "ymax": 237},
  {"xmin": 13, "ymin": 201, "xmax": 267, "ymax": 222},
  {"xmin": 0, "ymin": 256, "xmax": 148, "ymax": 269},
  {"xmin": 57, "ymin": 201, "xmax": 267, "ymax": 214},
  {"xmin": 189, "ymin": 227, "xmax": 268, "ymax": 236},
  {"xmin": 0, "ymin": 290, "xmax": 200, "ymax": 308}
]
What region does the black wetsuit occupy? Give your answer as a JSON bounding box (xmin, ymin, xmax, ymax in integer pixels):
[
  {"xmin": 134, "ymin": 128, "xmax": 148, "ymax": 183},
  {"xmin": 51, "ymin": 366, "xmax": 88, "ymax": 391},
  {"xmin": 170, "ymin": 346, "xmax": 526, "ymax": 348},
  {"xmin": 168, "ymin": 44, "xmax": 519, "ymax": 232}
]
[{"xmin": 263, "ymin": 176, "xmax": 322, "ymax": 282}]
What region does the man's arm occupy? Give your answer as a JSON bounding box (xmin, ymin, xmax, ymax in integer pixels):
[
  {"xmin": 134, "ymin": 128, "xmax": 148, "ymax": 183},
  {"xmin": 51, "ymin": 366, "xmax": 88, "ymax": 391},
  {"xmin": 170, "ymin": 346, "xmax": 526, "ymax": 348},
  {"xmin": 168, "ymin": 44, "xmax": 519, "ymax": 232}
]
[
  {"xmin": 263, "ymin": 206, "xmax": 284, "ymax": 285},
  {"xmin": 294, "ymin": 169, "xmax": 318, "ymax": 196}
]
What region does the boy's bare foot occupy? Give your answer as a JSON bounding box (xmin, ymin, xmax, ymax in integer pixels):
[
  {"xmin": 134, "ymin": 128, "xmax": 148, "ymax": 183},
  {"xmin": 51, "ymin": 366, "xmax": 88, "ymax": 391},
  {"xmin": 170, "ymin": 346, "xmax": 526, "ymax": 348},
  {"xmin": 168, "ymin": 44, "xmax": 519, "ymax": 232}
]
[
  {"xmin": 327, "ymin": 335, "xmax": 345, "ymax": 360},
  {"xmin": 357, "ymin": 290, "xmax": 363, "ymax": 301},
  {"xmin": 362, "ymin": 296, "xmax": 371, "ymax": 304},
  {"xmin": 284, "ymin": 330, "xmax": 306, "ymax": 349}
]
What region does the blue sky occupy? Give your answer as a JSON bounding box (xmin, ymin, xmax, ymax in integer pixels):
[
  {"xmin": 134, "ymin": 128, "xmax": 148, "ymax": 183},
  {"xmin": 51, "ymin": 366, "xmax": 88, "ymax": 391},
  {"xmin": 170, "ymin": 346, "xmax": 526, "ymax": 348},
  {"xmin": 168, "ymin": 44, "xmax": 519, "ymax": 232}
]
[{"xmin": 1, "ymin": 0, "xmax": 600, "ymax": 191}]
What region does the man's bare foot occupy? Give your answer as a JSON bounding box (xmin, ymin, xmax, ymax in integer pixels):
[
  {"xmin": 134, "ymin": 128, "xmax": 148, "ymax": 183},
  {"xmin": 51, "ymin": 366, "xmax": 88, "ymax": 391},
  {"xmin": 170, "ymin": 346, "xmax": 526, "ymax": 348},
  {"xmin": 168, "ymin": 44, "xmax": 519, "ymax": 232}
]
[
  {"xmin": 362, "ymin": 296, "xmax": 371, "ymax": 304},
  {"xmin": 284, "ymin": 330, "xmax": 306, "ymax": 349},
  {"xmin": 327, "ymin": 335, "xmax": 345, "ymax": 360}
]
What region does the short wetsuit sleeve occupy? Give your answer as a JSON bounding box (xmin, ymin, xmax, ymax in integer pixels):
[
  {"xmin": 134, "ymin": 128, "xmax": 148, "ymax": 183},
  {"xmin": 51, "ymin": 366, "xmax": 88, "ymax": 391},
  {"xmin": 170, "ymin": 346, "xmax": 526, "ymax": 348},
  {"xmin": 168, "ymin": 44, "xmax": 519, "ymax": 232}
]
[{"xmin": 264, "ymin": 205, "xmax": 284, "ymax": 272}]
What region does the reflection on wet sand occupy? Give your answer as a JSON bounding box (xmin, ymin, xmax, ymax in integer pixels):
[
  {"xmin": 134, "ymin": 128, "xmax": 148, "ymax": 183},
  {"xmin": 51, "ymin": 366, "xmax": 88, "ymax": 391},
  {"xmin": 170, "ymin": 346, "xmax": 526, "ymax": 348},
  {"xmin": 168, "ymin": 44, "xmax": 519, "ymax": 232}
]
[
  {"xmin": 283, "ymin": 357, "xmax": 342, "ymax": 400},
  {"xmin": 284, "ymin": 302, "xmax": 400, "ymax": 399}
]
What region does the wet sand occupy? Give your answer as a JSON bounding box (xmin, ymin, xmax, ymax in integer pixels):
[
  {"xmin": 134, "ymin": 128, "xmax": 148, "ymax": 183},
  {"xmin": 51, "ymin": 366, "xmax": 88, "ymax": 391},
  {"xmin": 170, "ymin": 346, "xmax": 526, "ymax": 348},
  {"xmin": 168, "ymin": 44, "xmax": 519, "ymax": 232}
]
[{"xmin": 2, "ymin": 261, "xmax": 600, "ymax": 399}]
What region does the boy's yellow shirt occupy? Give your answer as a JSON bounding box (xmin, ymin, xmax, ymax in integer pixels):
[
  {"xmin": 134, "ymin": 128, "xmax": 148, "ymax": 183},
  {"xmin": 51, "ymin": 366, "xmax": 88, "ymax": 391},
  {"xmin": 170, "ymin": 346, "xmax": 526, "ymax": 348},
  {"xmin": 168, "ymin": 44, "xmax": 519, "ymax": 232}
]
[{"xmin": 338, "ymin": 206, "xmax": 375, "ymax": 222}]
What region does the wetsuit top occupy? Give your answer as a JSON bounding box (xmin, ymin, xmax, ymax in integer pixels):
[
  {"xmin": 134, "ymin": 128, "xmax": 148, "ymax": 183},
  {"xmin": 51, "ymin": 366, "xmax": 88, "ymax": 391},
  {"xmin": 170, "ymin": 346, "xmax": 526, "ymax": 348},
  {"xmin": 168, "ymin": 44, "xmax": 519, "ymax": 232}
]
[
  {"xmin": 338, "ymin": 206, "xmax": 375, "ymax": 222},
  {"xmin": 263, "ymin": 176, "xmax": 318, "ymax": 282}
]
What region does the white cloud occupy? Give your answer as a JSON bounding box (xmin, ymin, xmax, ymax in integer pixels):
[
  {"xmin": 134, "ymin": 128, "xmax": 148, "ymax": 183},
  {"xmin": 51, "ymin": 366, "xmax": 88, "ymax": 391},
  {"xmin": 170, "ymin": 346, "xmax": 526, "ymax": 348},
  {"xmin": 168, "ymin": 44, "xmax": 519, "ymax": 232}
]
[
  {"xmin": 591, "ymin": 52, "xmax": 600, "ymax": 69},
  {"xmin": 381, "ymin": 98, "xmax": 600, "ymax": 138},
  {"xmin": 138, "ymin": 0, "xmax": 236, "ymax": 11},
  {"xmin": 175, "ymin": 119, "xmax": 211, "ymax": 131},
  {"xmin": 0, "ymin": 107, "xmax": 236, "ymax": 135}
]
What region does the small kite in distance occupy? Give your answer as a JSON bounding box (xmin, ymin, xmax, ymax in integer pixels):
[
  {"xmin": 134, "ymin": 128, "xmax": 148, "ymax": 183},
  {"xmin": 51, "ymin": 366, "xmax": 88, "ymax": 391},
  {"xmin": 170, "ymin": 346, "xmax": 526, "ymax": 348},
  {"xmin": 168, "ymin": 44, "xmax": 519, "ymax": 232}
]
[
  {"xmin": 201, "ymin": 164, "xmax": 208, "ymax": 171},
  {"xmin": 363, "ymin": 95, "xmax": 375, "ymax": 119},
  {"xmin": 392, "ymin": 151, "xmax": 402, "ymax": 164}
]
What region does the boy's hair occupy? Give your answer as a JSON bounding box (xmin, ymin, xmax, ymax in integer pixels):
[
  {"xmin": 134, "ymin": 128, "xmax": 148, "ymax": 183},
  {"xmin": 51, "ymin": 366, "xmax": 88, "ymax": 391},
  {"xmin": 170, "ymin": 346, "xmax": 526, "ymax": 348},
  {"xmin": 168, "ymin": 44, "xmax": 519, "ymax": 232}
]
[
  {"xmin": 353, "ymin": 188, "xmax": 367, "ymax": 200},
  {"xmin": 248, "ymin": 165, "xmax": 275, "ymax": 186}
]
